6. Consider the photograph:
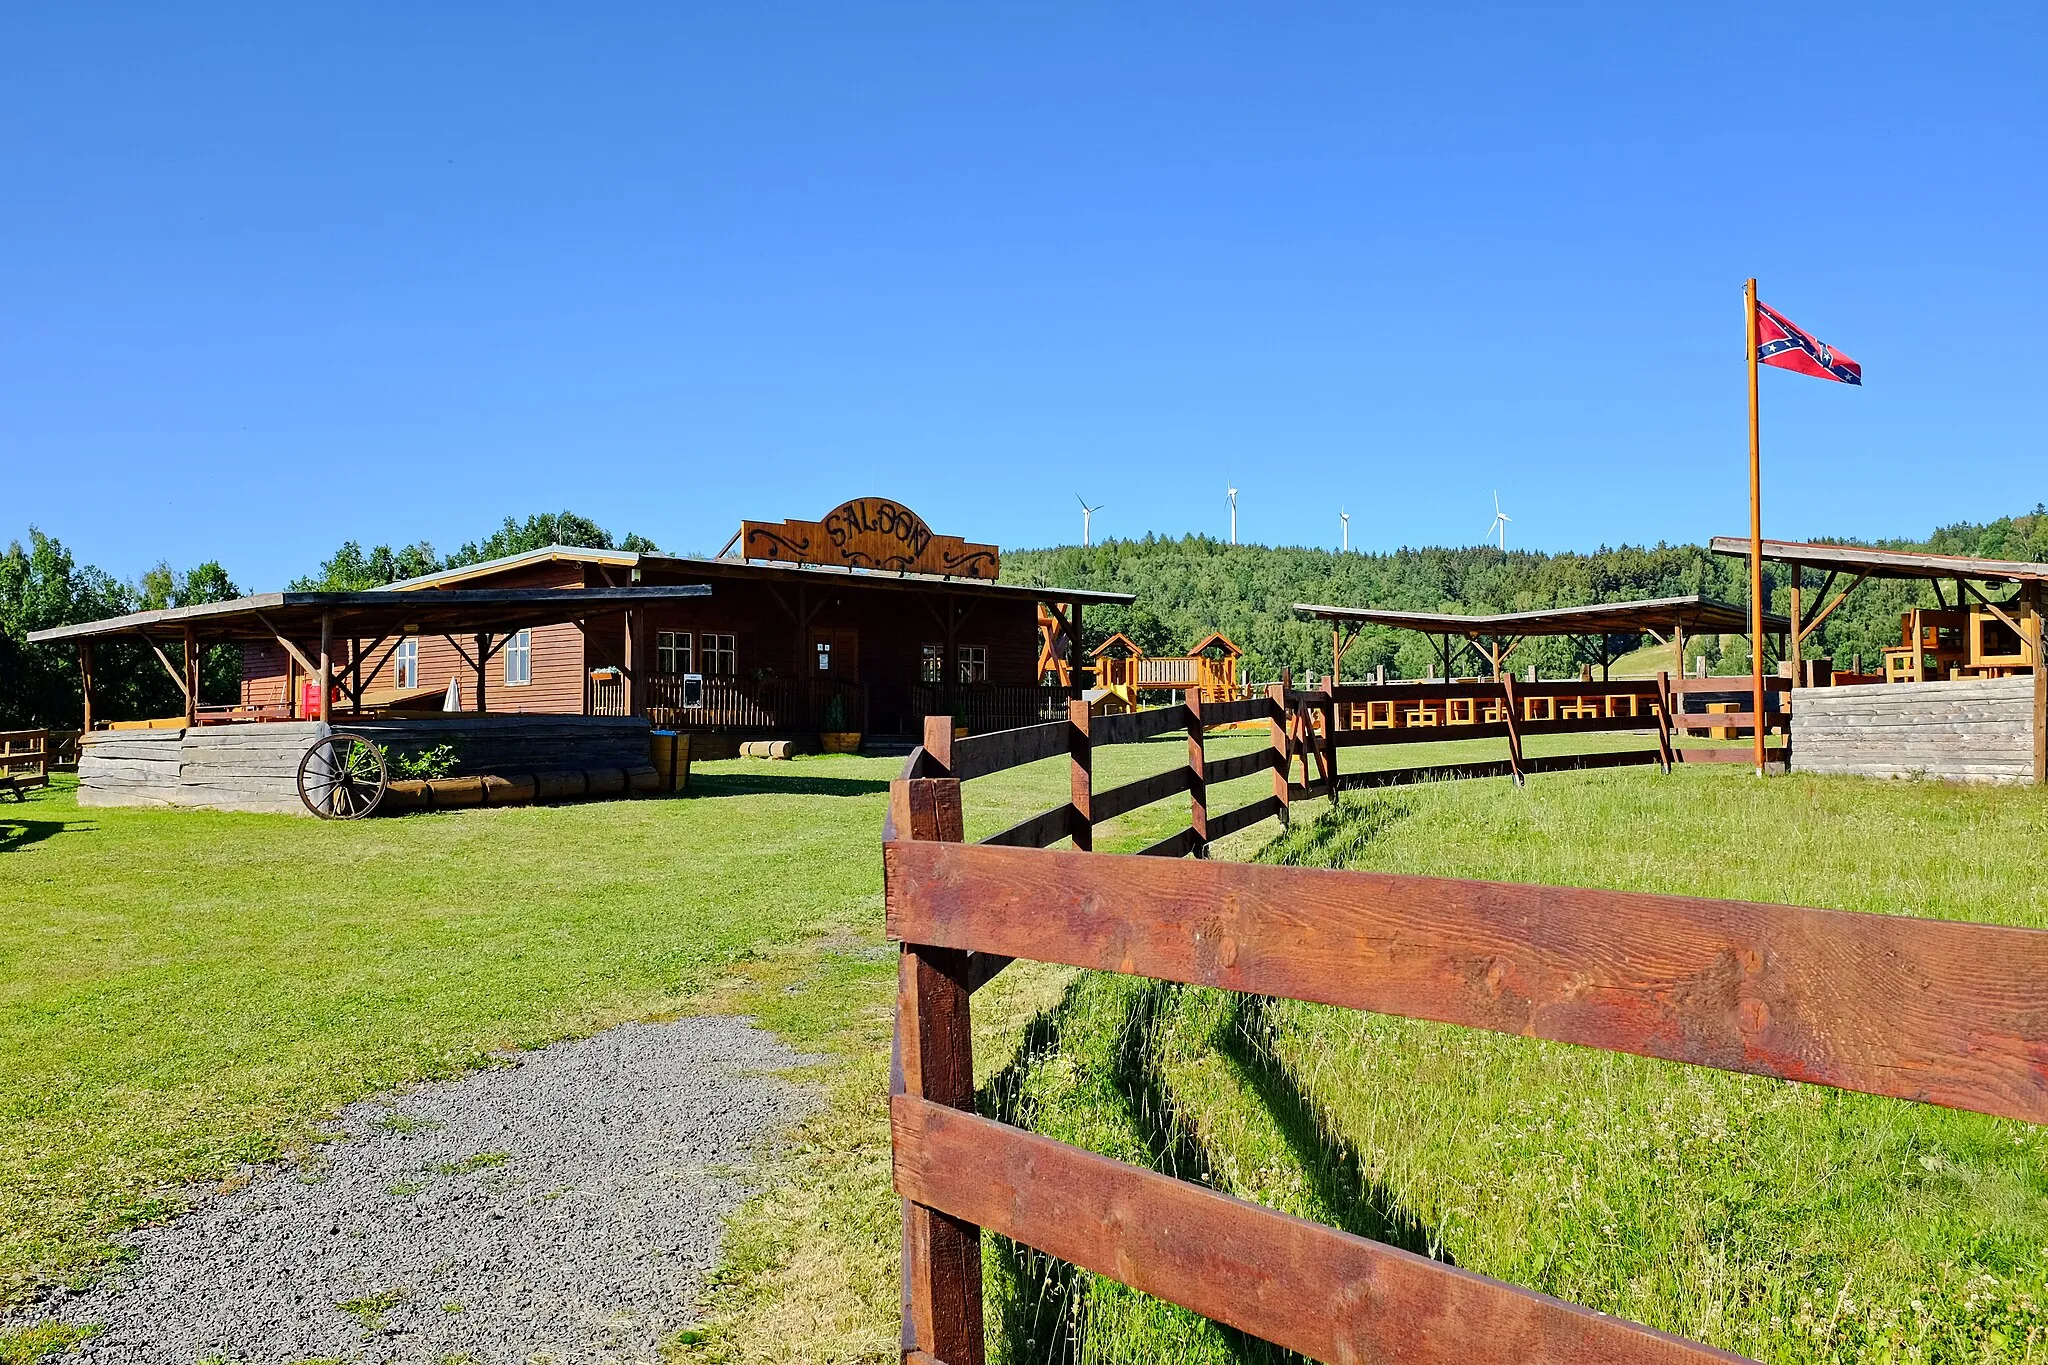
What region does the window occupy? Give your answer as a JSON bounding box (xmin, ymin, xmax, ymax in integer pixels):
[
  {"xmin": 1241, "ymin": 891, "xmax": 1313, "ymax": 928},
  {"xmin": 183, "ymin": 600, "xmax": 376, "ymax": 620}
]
[
  {"xmin": 920, "ymin": 644, "xmax": 944, "ymax": 683},
  {"xmin": 657, "ymin": 631, "xmax": 692, "ymax": 676},
  {"xmin": 702, "ymin": 633, "xmax": 737, "ymax": 676},
  {"xmin": 504, "ymin": 629, "xmax": 532, "ymax": 686},
  {"xmin": 815, "ymin": 640, "xmax": 834, "ymax": 672},
  {"xmin": 394, "ymin": 638, "xmax": 418, "ymax": 690},
  {"xmin": 958, "ymin": 645, "xmax": 988, "ymax": 684}
]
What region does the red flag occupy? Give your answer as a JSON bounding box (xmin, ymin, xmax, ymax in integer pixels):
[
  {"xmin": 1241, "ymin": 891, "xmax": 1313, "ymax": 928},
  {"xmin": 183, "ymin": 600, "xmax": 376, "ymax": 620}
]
[{"xmin": 1756, "ymin": 301, "xmax": 1861, "ymax": 384}]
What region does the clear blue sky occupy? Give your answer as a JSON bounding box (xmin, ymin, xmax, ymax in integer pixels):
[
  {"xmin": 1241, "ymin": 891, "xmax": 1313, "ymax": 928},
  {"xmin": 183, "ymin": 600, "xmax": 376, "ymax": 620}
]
[{"xmin": 6, "ymin": 5, "xmax": 2043, "ymax": 589}]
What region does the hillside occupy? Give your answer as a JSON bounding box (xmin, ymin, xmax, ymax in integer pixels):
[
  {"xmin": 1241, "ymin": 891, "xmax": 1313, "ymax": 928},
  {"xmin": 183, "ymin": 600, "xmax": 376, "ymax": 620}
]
[{"xmin": 1001, "ymin": 507, "xmax": 2048, "ymax": 683}]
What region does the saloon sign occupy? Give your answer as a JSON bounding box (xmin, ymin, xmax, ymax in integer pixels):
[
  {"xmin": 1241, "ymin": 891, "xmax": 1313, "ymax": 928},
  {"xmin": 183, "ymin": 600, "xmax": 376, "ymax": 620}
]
[{"xmin": 740, "ymin": 499, "xmax": 999, "ymax": 579}]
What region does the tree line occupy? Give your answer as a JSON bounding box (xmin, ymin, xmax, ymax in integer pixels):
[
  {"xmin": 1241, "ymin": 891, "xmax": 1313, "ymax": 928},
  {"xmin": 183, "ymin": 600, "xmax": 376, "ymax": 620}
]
[{"xmin": 5, "ymin": 505, "xmax": 2044, "ymax": 728}]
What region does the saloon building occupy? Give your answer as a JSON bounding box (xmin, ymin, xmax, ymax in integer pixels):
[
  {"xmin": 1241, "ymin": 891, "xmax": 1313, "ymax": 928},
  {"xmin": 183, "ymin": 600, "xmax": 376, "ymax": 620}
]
[{"xmin": 235, "ymin": 498, "xmax": 1132, "ymax": 745}]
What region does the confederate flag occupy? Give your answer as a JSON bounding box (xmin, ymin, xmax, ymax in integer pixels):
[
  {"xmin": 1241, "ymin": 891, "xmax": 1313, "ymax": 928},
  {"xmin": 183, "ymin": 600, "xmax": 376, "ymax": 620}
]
[{"xmin": 1757, "ymin": 301, "xmax": 1862, "ymax": 384}]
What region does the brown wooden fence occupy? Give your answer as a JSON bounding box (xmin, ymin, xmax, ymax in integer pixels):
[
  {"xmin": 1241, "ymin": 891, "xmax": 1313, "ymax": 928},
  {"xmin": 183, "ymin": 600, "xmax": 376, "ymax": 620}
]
[
  {"xmin": 883, "ymin": 771, "xmax": 2048, "ymax": 1364},
  {"xmin": 0, "ymin": 730, "xmax": 53, "ymax": 799}
]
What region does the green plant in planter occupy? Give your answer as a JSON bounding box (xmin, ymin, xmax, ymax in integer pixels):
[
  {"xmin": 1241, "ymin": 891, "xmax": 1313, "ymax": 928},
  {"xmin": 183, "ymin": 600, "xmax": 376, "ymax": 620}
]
[
  {"xmin": 822, "ymin": 693, "xmax": 850, "ymax": 732},
  {"xmin": 390, "ymin": 743, "xmax": 458, "ymax": 781}
]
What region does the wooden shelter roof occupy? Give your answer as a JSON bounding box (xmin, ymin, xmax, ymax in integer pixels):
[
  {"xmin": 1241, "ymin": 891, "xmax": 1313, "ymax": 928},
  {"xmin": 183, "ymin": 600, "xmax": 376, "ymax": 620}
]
[
  {"xmin": 389, "ymin": 544, "xmax": 1136, "ymax": 606},
  {"xmin": 1186, "ymin": 632, "xmax": 1243, "ymax": 656},
  {"xmin": 1293, "ymin": 594, "xmax": 1788, "ymax": 638},
  {"xmin": 1089, "ymin": 631, "xmax": 1143, "ymax": 658},
  {"xmin": 25, "ymin": 586, "xmax": 712, "ymax": 644},
  {"xmin": 1709, "ymin": 537, "xmax": 2048, "ymax": 585}
]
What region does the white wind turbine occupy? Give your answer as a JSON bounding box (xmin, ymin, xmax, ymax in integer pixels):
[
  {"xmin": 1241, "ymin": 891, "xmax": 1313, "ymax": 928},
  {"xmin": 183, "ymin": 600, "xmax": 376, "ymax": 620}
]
[
  {"xmin": 1227, "ymin": 482, "xmax": 1239, "ymax": 545},
  {"xmin": 1487, "ymin": 491, "xmax": 1511, "ymax": 550},
  {"xmin": 1340, "ymin": 507, "xmax": 1350, "ymax": 553},
  {"xmin": 1077, "ymin": 494, "xmax": 1105, "ymax": 547}
]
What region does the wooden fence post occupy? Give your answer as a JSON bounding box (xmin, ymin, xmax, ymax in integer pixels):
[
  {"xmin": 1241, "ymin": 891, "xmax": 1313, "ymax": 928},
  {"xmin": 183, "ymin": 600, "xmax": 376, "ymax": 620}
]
[
  {"xmin": 1187, "ymin": 690, "xmax": 1209, "ymax": 856},
  {"xmin": 1322, "ymin": 678, "xmax": 1340, "ymax": 799},
  {"xmin": 888, "ymin": 777, "xmax": 984, "ymax": 1365},
  {"xmin": 1068, "ymin": 697, "xmax": 1093, "ymax": 851},
  {"xmin": 1500, "ymin": 674, "xmax": 1525, "ymax": 786},
  {"xmin": 1653, "ymin": 671, "xmax": 1675, "ymax": 774},
  {"xmin": 1268, "ymin": 682, "xmax": 1291, "ymax": 828},
  {"xmin": 922, "ymin": 715, "xmax": 955, "ymax": 778}
]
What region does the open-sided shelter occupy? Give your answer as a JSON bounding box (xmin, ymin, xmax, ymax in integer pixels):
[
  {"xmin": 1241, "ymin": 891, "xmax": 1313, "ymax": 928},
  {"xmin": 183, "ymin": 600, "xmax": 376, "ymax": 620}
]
[{"xmin": 1294, "ymin": 594, "xmax": 1788, "ymax": 682}]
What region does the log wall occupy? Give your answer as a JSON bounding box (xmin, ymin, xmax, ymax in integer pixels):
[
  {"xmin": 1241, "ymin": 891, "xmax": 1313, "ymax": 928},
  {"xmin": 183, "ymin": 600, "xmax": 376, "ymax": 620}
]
[
  {"xmin": 78, "ymin": 716, "xmax": 653, "ymax": 814},
  {"xmin": 1792, "ymin": 676, "xmax": 2037, "ymax": 784}
]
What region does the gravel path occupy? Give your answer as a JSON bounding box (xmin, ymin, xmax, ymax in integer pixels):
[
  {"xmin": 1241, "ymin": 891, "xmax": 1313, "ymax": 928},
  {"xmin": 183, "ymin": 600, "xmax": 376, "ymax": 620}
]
[{"xmin": 27, "ymin": 1017, "xmax": 818, "ymax": 1364}]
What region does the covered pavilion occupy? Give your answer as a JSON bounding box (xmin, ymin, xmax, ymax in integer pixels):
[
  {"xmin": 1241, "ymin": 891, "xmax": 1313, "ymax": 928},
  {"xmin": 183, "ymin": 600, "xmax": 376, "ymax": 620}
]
[{"xmin": 1294, "ymin": 594, "xmax": 1790, "ymax": 682}]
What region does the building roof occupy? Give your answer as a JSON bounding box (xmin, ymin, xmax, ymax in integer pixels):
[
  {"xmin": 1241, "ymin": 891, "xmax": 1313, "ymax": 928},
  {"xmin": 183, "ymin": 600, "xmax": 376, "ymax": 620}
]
[
  {"xmin": 1293, "ymin": 594, "xmax": 1788, "ymax": 638},
  {"xmin": 25, "ymin": 586, "xmax": 711, "ymax": 645},
  {"xmin": 1709, "ymin": 536, "xmax": 2048, "ymax": 585},
  {"xmin": 390, "ymin": 544, "xmax": 1137, "ymax": 606}
]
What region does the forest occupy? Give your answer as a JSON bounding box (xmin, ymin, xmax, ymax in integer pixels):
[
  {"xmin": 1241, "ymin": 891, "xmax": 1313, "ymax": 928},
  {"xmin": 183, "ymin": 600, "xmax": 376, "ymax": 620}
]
[{"xmin": 4, "ymin": 506, "xmax": 2044, "ymax": 728}]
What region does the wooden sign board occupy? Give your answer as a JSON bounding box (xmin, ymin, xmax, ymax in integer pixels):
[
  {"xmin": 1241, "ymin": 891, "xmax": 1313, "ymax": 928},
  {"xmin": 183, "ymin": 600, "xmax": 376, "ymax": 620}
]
[{"xmin": 741, "ymin": 499, "xmax": 999, "ymax": 579}]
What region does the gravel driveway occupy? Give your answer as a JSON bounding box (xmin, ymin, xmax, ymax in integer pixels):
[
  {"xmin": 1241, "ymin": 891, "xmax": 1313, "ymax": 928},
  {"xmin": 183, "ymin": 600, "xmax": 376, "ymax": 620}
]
[{"xmin": 25, "ymin": 1016, "xmax": 817, "ymax": 1363}]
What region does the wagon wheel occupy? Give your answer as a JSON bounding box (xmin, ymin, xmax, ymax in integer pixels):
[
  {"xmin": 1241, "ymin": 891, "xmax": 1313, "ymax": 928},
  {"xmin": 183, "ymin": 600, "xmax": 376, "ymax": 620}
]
[{"xmin": 297, "ymin": 733, "xmax": 390, "ymax": 819}]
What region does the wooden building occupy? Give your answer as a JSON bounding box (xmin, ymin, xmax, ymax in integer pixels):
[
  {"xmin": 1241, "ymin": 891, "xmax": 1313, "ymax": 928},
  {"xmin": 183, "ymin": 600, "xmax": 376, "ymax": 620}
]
[{"xmin": 239, "ymin": 499, "xmax": 1134, "ymax": 742}]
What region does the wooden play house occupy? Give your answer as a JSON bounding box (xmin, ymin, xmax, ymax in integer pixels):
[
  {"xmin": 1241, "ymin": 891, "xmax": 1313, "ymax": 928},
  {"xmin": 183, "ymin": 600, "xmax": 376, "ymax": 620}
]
[{"xmin": 1089, "ymin": 632, "xmax": 1248, "ymax": 701}]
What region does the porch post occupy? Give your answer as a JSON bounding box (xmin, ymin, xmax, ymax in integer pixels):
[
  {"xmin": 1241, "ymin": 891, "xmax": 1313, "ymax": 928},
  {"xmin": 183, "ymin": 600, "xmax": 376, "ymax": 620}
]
[
  {"xmin": 317, "ymin": 613, "xmax": 332, "ymax": 725},
  {"xmin": 475, "ymin": 633, "xmax": 489, "ymax": 715},
  {"xmin": 624, "ymin": 610, "xmax": 641, "ymax": 717}
]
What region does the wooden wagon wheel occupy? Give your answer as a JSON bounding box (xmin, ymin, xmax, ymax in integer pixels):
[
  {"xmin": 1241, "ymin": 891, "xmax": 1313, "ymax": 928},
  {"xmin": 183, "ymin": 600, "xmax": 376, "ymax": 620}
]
[{"xmin": 297, "ymin": 733, "xmax": 390, "ymax": 819}]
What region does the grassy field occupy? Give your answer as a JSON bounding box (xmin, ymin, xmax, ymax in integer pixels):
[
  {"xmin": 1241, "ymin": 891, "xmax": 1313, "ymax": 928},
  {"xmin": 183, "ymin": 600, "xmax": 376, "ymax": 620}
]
[
  {"xmin": 10, "ymin": 724, "xmax": 2028, "ymax": 1363},
  {"xmin": 985, "ymin": 769, "xmax": 2048, "ymax": 1364}
]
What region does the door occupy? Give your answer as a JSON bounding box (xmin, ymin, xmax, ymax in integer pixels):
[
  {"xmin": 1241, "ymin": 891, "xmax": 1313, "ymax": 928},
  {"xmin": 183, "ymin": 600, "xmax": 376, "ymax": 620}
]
[
  {"xmin": 810, "ymin": 628, "xmax": 860, "ymax": 679},
  {"xmin": 809, "ymin": 629, "xmax": 862, "ymax": 731}
]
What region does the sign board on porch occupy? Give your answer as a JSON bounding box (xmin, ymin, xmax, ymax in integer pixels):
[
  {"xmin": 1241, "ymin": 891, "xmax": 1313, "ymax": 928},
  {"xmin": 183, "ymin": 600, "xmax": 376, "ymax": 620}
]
[{"xmin": 741, "ymin": 499, "xmax": 999, "ymax": 579}]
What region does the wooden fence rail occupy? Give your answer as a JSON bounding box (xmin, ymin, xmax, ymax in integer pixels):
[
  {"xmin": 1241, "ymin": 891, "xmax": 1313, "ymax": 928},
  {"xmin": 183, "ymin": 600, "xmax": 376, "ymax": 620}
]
[
  {"xmin": 884, "ymin": 786, "xmax": 2048, "ymax": 1365},
  {"xmin": 0, "ymin": 730, "xmax": 53, "ymax": 801}
]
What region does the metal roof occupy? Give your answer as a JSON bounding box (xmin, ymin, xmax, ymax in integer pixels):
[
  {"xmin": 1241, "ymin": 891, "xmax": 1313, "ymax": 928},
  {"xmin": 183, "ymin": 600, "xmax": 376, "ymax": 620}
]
[
  {"xmin": 389, "ymin": 544, "xmax": 1136, "ymax": 606},
  {"xmin": 25, "ymin": 586, "xmax": 711, "ymax": 644},
  {"xmin": 1293, "ymin": 594, "xmax": 1788, "ymax": 637},
  {"xmin": 1709, "ymin": 537, "xmax": 2048, "ymax": 585}
]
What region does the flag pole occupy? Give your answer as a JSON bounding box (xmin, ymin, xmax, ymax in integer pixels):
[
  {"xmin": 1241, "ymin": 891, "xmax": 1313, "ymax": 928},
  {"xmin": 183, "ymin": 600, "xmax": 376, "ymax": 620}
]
[{"xmin": 1746, "ymin": 277, "xmax": 1766, "ymax": 776}]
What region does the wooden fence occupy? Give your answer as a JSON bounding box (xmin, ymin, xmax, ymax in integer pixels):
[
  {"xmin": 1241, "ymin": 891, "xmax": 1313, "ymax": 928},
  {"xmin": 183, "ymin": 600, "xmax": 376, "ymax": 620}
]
[
  {"xmin": 883, "ymin": 769, "xmax": 2048, "ymax": 1364},
  {"xmin": 899, "ymin": 673, "xmax": 1788, "ymax": 861}
]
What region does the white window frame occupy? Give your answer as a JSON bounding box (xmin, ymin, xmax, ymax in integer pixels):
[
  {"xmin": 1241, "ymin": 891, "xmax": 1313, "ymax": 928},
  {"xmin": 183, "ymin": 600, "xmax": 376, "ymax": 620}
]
[
  {"xmin": 504, "ymin": 628, "xmax": 533, "ymax": 686},
  {"xmin": 394, "ymin": 638, "xmax": 418, "ymax": 690},
  {"xmin": 958, "ymin": 645, "xmax": 988, "ymax": 684},
  {"xmin": 702, "ymin": 633, "xmax": 737, "ymax": 677},
  {"xmin": 920, "ymin": 643, "xmax": 944, "ymax": 683},
  {"xmin": 658, "ymin": 630, "xmax": 692, "ymax": 676}
]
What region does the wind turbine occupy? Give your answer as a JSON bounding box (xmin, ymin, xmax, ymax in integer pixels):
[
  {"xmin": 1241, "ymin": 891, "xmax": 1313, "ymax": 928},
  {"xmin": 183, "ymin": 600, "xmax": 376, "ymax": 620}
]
[
  {"xmin": 1227, "ymin": 483, "xmax": 1239, "ymax": 545},
  {"xmin": 1076, "ymin": 494, "xmax": 1105, "ymax": 547},
  {"xmin": 1340, "ymin": 507, "xmax": 1350, "ymax": 553},
  {"xmin": 1487, "ymin": 491, "xmax": 1511, "ymax": 550}
]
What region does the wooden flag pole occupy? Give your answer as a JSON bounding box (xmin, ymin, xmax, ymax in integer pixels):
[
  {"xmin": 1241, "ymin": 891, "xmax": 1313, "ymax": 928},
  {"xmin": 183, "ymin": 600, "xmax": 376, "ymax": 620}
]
[{"xmin": 1746, "ymin": 276, "xmax": 1766, "ymax": 776}]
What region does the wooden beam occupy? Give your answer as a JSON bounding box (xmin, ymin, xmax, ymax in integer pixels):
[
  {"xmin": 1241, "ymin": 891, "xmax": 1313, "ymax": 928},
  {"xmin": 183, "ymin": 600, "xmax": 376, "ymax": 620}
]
[
  {"xmin": 1067, "ymin": 698, "xmax": 1092, "ymax": 851},
  {"xmin": 181, "ymin": 624, "xmax": 199, "ymax": 725},
  {"xmin": 892, "ymin": 1097, "xmax": 1748, "ymax": 1365},
  {"xmin": 137, "ymin": 632, "xmax": 192, "ymax": 704},
  {"xmin": 1186, "ymin": 689, "xmax": 1208, "ymax": 853},
  {"xmin": 1067, "ymin": 601, "xmax": 1085, "ymax": 700},
  {"xmin": 317, "ymin": 612, "xmax": 332, "ymax": 725},
  {"xmin": 254, "ymin": 614, "xmax": 318, "ymax": 677},
  {"xmin": 79, "ymin": 640, "xmax": 96, "ymax": 732},
  {"xmin": 1796, "ymin": 571, "xmax": 1868, "ymax": 646},
  {"xmin": 1787, "ymin": 567, "xmax": 1803, "ymax": 683},
  {"xmin": 474, "ymin": 632, "xmax": 489, "ymax": 714}
]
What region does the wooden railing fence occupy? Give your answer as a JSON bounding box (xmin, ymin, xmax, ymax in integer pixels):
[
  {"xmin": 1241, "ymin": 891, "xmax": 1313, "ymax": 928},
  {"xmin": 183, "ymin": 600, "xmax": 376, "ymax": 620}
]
[
  {"xmin": 0, "ymin": 730, "xmax": 53, "ymax": 800},
  {"xmin": 884, "ymin": 780, "xmax": 2048, "ymax": 1364}
]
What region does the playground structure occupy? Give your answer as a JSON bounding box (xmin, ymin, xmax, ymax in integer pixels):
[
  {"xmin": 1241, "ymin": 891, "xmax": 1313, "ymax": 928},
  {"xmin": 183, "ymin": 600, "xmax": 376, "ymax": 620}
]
[{"xmin": 1087, "ymin": 631, "xmax": 1248, "ymax": 712}]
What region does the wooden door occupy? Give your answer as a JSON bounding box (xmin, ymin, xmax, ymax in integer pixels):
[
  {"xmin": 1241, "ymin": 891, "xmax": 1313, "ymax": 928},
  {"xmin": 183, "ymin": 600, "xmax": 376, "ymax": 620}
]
[{"xmin": 811, "ymin": 629, "xmax": 860, "ymax": 680}]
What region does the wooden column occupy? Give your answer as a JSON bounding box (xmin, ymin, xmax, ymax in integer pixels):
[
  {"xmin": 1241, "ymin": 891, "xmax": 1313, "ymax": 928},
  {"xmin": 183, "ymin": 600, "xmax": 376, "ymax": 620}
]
[
  {"xmin": 1501, "ymin": 674, "xmax": 1525, "ymax": 786},
  {"xmin": 887, "ymin": 777, "xmax": 984, "ymax": 1365},
  {"xmin": 2031, "ymin": 585, "xmax": 2046, "ymax": 786},
  {"xmin": 78, "ymin": 641, "xmax": 96, "ymax": 732},
  {"xmin": 475, "ymin": 633, "xmax": 489, "ymax": 715},
  {"xmin": 1186, "ymin": 689, "xmax": 1208, "ymax": 855},
  {"xmin": 182, "ymin": 624, "xmax": 199, "ymax": 726},
  {"xmin": 1322, "ymin": 676, "xmax": 1339, "ymax": 798},
  {"xmin": 623, "ymin": 610, "xmax": 642, "ymax": 717},
  {"xmin": 1789, "ymin": 567, "xmax": 1804, "ymax": 684},
  {"xmin": 1268, "ymin": 681, "xmax": 1290, "ymax": 828},
  {"xmin": 1067, "ymin": 698, "xmax": 1093, "ymax": 851},
  {"xmin": 317, "ymin": 613, "xmax": 332, "ymax": 725},
  {"xmin": 284, "ymin": 645, "xmax": 297, "ymax": 718},
  {"xmin": 1654, "ymin": 671, "xmax": 1675, "ymax": 774},
  {"xmin": 1067, "ymin": 601, "xmax": 1085, "ymax": 700}
]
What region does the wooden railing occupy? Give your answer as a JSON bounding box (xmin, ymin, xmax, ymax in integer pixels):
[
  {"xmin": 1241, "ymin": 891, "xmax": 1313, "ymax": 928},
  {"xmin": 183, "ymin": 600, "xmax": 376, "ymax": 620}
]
[
  {"xmin": 883, "ymin": 778, "xmax": 2048, "ymax": 1364},
  {"xmin": 909, "ymin": 684, "xmax": 1069, "ymax": 735},
  {"xmin": 635, "ymin": 674, "xmax": 869, "ymax": 733},
  {"xmin": 0, "ymin": 730, "xmax": 53, "ymax": 799}
]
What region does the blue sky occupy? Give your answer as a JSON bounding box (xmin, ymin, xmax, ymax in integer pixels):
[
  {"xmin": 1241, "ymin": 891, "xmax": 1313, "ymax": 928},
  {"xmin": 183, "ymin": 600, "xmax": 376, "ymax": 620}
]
[{"xmin": 5, "ymin": 5, "xmax": 2043, "ymax": 588}]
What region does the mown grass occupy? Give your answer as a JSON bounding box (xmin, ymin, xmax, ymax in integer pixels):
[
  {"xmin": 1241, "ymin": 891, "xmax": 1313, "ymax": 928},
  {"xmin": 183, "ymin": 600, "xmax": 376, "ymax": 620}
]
[{"xmin": 986, "ymin": 768, "xmax": 2048, "ymax": 1364}]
